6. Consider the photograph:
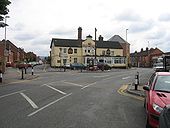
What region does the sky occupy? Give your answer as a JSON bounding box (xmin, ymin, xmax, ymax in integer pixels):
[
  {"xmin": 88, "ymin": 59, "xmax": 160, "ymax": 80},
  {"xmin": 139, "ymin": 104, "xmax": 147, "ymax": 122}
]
[{"xmin": 0, "ymin": 0, "xmax": 170, "ymax": 56}]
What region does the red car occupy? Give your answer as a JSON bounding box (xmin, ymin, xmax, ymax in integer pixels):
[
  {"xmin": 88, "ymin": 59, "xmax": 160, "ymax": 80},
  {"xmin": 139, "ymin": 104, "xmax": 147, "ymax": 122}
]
[{"xmin": 143, "ymin": 72, "xmax": 170, "ymax": 128}]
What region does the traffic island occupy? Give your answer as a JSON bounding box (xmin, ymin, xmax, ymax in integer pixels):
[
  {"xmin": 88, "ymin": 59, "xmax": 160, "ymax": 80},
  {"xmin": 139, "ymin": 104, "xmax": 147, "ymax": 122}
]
[
  {"xmin": 126, "ymin": 83, "xmax": 145, "ymax": 97},
  {"xmin": 0, "ymin": 68, "xmax": 39, "ymax": 85}
]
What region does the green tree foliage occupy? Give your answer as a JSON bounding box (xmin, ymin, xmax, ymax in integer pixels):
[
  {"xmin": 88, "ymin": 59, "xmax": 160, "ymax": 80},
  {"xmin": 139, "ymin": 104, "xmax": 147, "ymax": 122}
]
[{"xmin": 0, "ymin": 0, "xmax": 11, "ymax": 21}]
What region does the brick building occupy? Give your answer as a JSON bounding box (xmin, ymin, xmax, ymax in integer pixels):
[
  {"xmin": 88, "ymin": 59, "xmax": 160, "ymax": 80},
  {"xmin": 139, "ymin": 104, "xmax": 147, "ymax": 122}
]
[
  {"xmin": 0, "ymin": 40, "xmax": 37, "ymax": 72},
  {"xmin": 130, "ymin": 47, "xmax": 164, "ymax": 67}
]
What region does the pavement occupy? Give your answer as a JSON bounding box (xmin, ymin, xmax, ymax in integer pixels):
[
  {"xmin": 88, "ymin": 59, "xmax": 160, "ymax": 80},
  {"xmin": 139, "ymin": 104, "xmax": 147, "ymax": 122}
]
[
  {"xmin": 0, "ymin": 67, "xmax": 39, "ymax": 85},
  {"xmin": 126, "ymin": 83, "xmax": 145, "ymax": 97}
]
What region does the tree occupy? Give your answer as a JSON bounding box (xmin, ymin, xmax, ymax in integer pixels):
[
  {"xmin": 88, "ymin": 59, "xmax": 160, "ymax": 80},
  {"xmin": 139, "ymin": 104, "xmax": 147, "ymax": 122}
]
[{"xmin": 0, "ymin": 0, "xmax": 11, "ymax": 21}]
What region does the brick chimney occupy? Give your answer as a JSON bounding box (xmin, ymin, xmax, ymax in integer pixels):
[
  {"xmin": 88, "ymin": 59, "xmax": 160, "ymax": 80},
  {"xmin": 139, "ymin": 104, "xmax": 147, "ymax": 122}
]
[
  {"xmin": 98, "ymin": 35, "xmax": 103, "ymax": 41},
  {"xmin": 146, "ymin": 47, "xmax": 148, "ymax": 51},
  {"xmin": 78, "ymin": 27, "xmax": 82, "ymax": 40}
]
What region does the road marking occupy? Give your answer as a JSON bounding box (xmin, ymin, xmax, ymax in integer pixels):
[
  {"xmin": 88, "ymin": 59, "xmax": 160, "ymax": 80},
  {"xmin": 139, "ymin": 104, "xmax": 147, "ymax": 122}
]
[
  {"xmin": 0, "ymin": 90, "xmax": 25, "ymax": 99},
  {"xmin": 117, "ymin": 85, "xmax": 144, "ymax": 101},
  {"xmin": 81, "ymin": 82, "xmax": 97, "ymax": 89},
  {"xmin": 93, "ymin": 75, "xmax": 111, "ymax": 78},
  {"xmin": 102, "ymin": 74, "xmax": 132, "ymax": 81},
  {"xmin": 62, "ymin": 81, "xmax": 83, "ymax": 87},
  {"xmin": 44, "ymin": 84, "xmax": 67, "ymax": 95},
  {"xmin": 20, "ymin": 92, "xmax": 38, "ymax": 109},
  {"xmin": 28, "ymin": 93, "xmax": 72, "ymax": 117},
  {"xmin": 122, "ymin": 76, "xmax": 131, "ymax": 80}
]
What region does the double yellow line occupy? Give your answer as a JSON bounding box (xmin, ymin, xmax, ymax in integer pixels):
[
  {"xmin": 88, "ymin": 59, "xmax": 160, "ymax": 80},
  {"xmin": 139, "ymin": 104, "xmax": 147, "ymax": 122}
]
[{"xmin": 117, "ymin": 85, "xmax": 144, "ymax": 101}]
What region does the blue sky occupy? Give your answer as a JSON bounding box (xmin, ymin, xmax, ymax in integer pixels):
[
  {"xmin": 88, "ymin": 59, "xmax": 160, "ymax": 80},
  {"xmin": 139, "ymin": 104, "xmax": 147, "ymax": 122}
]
[{"xmin": 0, "ymin": 0, "xmax": 170, "ymax": 56}]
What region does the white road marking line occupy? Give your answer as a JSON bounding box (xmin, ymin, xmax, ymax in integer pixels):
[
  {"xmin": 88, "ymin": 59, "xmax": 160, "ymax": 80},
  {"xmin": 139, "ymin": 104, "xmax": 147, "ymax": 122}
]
[
  {"xmin": 102, "ymin": 74, "xmax": 130, "ymax": 81},
  {"xmin": 20, "ymin": 92, "xmax": 38, "ymax": 109},
  {"xmin": 0, "ymin": 90, "xmax": 25, "ymax": 99},
  {"xmin": 81, "ymin": 82, "xmax": 97, "ymax": 89},
  {"xmin": 122, "ymin": 76, "xmax": 131, "ymax": 80},
  {"xmin": 28, "ymin": 93, "xmax": 72, "ymax": 117},
  {"xmin": 45, "ymin": 84, "xmax": 67, "ymax": 95},
  {"xmin": 93, "ymin": 75, "xmax": 110, "ymax": 78},
  {"xmin": 62, "ymin": 81, "xmax": 83, "ymax": 87}
]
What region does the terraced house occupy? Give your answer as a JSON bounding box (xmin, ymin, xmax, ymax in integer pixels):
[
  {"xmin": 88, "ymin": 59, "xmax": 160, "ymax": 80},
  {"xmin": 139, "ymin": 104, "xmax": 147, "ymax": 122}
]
[{"xmin": 50, "ymin": 27, "xmax": 129, "ymax": 68}]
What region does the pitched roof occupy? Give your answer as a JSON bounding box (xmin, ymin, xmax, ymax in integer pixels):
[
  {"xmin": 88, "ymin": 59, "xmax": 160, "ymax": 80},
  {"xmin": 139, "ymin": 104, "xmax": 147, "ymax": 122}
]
[
  {"xmin": 130, "ymin": 48, "xmax": 164, "ymax": 57},
  {"xmin": 51, "ymin": 38, "xmax": 82, "ymax": 48},
  {"xmin": 51, "ymin": 38, "xmax": 123, "ymax": 49},
  {"xmin": 108, "ymin": 35, "xmax": 129, "ymax": 44},
  {"xmin": 96, "ymin": 40, "xmax": 122, "ymax": 49}
]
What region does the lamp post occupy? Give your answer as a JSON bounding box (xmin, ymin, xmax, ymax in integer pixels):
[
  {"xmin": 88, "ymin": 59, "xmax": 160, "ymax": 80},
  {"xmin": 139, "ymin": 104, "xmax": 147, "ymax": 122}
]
[
  {"xmin": 125, "ymin": 28, "xmax": 128, "ymax": 69},
  {"xmin": 4, "ymin": 15, "xmax": 10, "ymax": 72},
  {"xmin": 94, "ymin": 28, "xmax": 97, "ymax": 65},
  {"xmin": 126, "ymin": 29, "xmax": 128, "ymax": 42}
]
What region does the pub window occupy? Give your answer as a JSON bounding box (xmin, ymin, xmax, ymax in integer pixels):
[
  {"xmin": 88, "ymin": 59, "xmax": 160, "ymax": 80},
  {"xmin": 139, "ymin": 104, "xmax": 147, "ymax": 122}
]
[
  {"xmin": 102, "ymin": 50, "xmax": 105, "ymax": 55},
  {"xmin": 63, "ymin": 59, "xmax": 67, "ymax": 65},
  {"xmin": 74, "ymin": 58, "xmax": 77, "ymax": 63},
  {"xmin": 111, "ymin": 51, "xmax": 114, "ymax": 56},
  {"xmin": 57, "ymin": 60, "xmax": 61, "ymax": 63},
  {"xmin": 63, "ymin": 48, "xmax": 67, "ymax": 53},
  {"xmin": 74, "ymin": 49, "xmax": 77, "ymax": 54}
]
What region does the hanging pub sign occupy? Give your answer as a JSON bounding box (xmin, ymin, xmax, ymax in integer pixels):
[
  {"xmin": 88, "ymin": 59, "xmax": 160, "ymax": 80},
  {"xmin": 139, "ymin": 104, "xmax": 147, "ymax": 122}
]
[
  {"xmin": 68, "ymin": 47, "xmax": 73, "ymax": 54},
  {"xmin": 106, "ymin": 48, "xmax": 110, "ymax": 55}
]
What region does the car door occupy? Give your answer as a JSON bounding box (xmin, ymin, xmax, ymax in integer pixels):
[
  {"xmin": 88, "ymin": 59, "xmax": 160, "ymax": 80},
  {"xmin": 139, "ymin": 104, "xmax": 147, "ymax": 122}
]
[{"xmin": 145, "ymin": 73, "xmax": 156, "ymax": 111}]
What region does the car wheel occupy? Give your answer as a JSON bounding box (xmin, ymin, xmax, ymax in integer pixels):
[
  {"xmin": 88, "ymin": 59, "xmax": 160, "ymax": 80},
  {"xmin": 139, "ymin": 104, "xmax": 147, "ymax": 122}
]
[
  {"xmin": 146, "ymin": 116, "xmax": 151, "ymax": 128},
  {"xmin": 144, "ymin": 98, "xmax": 146, "ymax": 108}
]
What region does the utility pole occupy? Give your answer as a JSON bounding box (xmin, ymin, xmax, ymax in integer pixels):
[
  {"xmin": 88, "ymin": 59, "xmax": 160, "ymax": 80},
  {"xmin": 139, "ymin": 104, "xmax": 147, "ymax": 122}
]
[
  {"xmin": 4, "ymin": 16, "xmax": 10, "ymax": 72},
  {"xmin": 95, "ymin": 28, "xmax": 97, "ymax": 60},
  {"xmin": 125, "ymin": 28, "xmax": 128, "ymax": 69},
  {"xmin": 126, "ymin": 29, "xmax": 128, "ymax": 42}
]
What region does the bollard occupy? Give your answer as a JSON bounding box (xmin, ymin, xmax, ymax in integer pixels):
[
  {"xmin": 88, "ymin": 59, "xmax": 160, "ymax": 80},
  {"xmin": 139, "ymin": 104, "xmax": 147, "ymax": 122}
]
[
  {"xmin": 32, "ymin": 66, "xmax": 34, "ymax": 75},
  {"xmin": 135, "ymin": 72, "xmax": 139, "ymax": 90},
  {"xmin": 137, "ymin": 72, "xmax": 139, "ymax": 85},
  {"xmin": 0, "ymin": 70, "xmax": 2, "ymax": 83},
  {"xmin": 25, "ymin": 67, "xmax": 27, "ymax": 74},
  {"xmin": 21, "ymin": 68, "xmax": 24, "ymax": 79}
]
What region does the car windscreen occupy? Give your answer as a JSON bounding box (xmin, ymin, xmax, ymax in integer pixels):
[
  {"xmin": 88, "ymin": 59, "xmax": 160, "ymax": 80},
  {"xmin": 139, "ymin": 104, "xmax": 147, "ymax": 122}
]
[{"xmin": 154, "ymin": 75, "xmax": 170, "ymax": 92}]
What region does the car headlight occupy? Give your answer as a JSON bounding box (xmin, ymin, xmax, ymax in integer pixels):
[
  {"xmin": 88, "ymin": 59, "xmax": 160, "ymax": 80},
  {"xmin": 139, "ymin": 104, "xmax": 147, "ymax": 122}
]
[{"xmin": 153, "ymin": 103, "xmax": 163, "ymax": 113}]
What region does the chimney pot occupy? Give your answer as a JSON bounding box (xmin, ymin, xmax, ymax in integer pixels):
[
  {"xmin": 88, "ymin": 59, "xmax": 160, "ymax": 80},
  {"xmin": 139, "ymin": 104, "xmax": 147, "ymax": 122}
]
[{"xmin": 78, "ymin": 27, "xmax": 82, "ymax": 40}]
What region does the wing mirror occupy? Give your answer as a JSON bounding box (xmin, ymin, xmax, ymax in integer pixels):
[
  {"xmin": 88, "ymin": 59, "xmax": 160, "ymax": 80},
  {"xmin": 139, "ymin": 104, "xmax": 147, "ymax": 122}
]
[{"xmin": 143, "ymin": 85, "xmax": 150, "ymax": 91}]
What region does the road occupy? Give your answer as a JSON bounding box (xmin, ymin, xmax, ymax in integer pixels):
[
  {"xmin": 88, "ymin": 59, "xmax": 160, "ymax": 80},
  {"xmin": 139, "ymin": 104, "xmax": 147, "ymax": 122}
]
[{"xmin": 0, "ymin": 67, "xmax": 153, "ymax": 128}]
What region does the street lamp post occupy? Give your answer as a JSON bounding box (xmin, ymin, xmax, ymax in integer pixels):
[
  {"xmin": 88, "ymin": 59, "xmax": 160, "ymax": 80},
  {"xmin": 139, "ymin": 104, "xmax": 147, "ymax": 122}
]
[
  {"xmin": 94, "ymin": 28, "xmax": 97, "ymax": 66},
  {"xmin": 126, "ymin": 29, "xmax": 128, "ymax": 42},
  {"xmin": 4, "ymin": 16, "xmax": 10, "ymax": 70},
  {"xmin": 125, "ymin": 28, "xmax": 128, "ymax": 69}
]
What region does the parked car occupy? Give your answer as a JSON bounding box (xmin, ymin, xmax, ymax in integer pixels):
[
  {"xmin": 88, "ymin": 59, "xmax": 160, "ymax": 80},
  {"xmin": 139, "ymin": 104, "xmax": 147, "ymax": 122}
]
[
  {"xmin": 159, "ymin": 105, "xmax": 170, "ymax": 128},
  {"xmin": 6, "ymin": 62, "xmax": 12, "ymax": 67},
  {"xmin": 70, "ymin": 63, "xmax": 86, "ymax": 70},
  {"xmin": 97, "ymin": 62, "xmax": 112, "ymax": 71},
  {"xmin": 153, "ymin": 63, "xmax": 164, "ymax": 72},
  {"xmin": 16, "ymin": 62, "xmax": 29, "ymax": 69},
  {"xmin": 143, "ymin": 72, "xmax": 170, "ymax": 128}
]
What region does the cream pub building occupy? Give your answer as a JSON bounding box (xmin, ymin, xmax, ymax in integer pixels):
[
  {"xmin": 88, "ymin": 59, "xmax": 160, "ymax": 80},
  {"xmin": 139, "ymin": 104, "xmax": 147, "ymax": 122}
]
[{"xmin": 50, "ymin": 27, "xmax": 129, "ymax": 68}]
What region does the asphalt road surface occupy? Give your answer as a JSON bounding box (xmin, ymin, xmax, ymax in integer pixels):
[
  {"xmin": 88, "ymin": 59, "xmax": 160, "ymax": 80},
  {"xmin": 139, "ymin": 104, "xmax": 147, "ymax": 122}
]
[{"xmin": 0, "ymin": 68, "xmax": 154, "ymax": 128}]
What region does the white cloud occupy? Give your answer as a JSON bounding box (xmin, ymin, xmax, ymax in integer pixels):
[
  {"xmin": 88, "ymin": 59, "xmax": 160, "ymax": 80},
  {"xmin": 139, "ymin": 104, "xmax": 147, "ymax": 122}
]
[
  {"xmin": 0, "ymin": 0, "xmax": 170, "ymax": 56},
  {"xmin": 158, "ymin": 13, "xmax": 170, "ymax": 21}
]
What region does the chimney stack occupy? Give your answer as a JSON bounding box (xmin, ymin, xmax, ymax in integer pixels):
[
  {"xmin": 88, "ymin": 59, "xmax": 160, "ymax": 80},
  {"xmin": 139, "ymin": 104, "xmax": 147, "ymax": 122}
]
[
  {"xmin": 146, "ymin": 47, "xmax": 148, "ymax": 51},
  {"xmin": 78, "ymin": 27, "xmax": 82, "ymax": 40},
  {"xmin": 98, "ymin": 35, "xmax": 103, "ymax": 41}
]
